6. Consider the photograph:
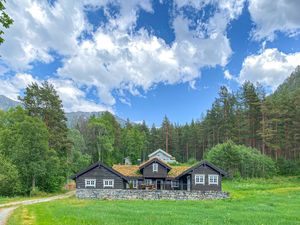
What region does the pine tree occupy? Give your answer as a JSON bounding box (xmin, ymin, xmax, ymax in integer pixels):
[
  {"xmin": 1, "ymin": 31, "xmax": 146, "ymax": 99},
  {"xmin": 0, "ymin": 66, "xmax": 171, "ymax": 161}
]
[{"xmin": 19, "ymin": 82, "xmax": 69, "ymax": 157}]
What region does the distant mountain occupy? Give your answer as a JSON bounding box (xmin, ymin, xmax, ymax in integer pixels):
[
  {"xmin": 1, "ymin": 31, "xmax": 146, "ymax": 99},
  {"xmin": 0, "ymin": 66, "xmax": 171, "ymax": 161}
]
[
  {"xmin": 0, "ymin": 95, "xmax": 127, "ymax": 128},
  {"xmin": 65, "ymin": 111, "xmax": 127, "ymax": 128},
  {"xmin": 0, "ymin": 95, "xmax": 22, "ymax": 111}
]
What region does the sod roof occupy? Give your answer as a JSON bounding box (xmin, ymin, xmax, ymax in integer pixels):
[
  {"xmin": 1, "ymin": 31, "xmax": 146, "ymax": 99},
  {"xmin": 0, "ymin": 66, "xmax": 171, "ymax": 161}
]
[{"xmin": 112, "ymin": 163, "xmax": 191, "ymax": 178}]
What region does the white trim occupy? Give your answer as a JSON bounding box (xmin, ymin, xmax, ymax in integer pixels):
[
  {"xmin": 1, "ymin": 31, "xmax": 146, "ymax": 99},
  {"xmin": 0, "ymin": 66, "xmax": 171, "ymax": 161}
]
[
  {"xmin": 195, "ymin": 174, "xmax": 205, "ymax": 185},
  {"xmin": 171, "ymin": 180, "xmax": 179, "ymax": 188},
  {"xmin": 103, "ymin": 179, "xmax": 114, "ymax": 188},
  {"xmin": 208, "ymin": 175, "xmax": 218, "ymax": 185},
  {"xmin": 153, "ymin": 162, "xmax": 158, "ymax": 172},
  {"xmin": 148, "ymin": 149, "xmax": 172, "ymax": 158},
  {"xmin": 85, "ymin": 179, "xmax": 96, "ymax": 188},
  {"xmin": 145, "ymin": 179, "xmax": 152, "ymax": 185}
]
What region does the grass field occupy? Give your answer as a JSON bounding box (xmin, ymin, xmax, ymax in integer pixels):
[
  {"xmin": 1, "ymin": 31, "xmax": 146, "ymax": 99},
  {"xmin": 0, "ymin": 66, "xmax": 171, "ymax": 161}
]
[{"xmin": 7, "ymin": 176, "xmax": 300, "ymax": 225}]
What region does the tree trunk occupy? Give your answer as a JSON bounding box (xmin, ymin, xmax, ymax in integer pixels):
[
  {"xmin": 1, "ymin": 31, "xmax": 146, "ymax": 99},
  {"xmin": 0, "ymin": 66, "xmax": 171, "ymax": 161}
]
[
  {"xmin": 165, "ymin": 126, "xmax": 169, "ymax": 153},
  {"xmin": 262, "ymin": 112, "xmax": 266, "ymax": 154},
  {"xmin": 32, "ymin": 175, "xmax": 36, "ymax": 192},
  {"xmin": 186, "ymin": 143, "xmax": 189, "ymax": 161}
]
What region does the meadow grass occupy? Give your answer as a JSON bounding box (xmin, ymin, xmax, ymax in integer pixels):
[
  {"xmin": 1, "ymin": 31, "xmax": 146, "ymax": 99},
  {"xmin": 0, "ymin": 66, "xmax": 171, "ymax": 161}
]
[{"xmin": 7, "ymin": 176, "xmax": 300, "ymax": 225}]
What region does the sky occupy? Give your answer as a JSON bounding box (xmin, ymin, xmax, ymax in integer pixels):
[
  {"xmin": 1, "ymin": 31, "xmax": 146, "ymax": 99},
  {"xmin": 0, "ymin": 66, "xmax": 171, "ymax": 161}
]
[{"xmin": 0, "ymin": 0, "xmax": 300, "ymax": 126}]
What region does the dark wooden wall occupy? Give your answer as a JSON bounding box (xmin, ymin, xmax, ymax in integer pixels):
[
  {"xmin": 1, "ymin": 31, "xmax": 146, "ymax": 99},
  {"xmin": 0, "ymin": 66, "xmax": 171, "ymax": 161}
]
[
  {"xmin": 190, "ymin": 165, "xmax": 222, "ymax": 191},
  {"xmin": 142, "ymin": 162, "xmax": 168, "ymax": 178},
  {"xmin": 75, "ymin": 166, "xmax": 125, "ymax": 189}
]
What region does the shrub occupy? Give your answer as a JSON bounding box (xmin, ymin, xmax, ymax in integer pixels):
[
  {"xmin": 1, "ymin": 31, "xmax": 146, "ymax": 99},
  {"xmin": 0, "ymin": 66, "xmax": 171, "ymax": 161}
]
[
  {"xmin": 205, "ymin": 140, "xmax": 277, "ymax": 178},
  {"xmin": 276, "ymin": 158, "xmax": 300, "ymax": 175},
  {"xmin": 30, "ymin": 187, "xmax": 48, "ymax": 197},
  {"xmin": 187, "ymin": 158, "xmax": 197, "ymax": 165}
]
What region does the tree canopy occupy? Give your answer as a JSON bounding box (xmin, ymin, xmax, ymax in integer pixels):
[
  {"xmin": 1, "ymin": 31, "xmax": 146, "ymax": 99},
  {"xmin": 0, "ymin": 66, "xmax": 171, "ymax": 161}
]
[{"xmin": 0, "ymin": 0, "xmax": 13, "ymax": 44}]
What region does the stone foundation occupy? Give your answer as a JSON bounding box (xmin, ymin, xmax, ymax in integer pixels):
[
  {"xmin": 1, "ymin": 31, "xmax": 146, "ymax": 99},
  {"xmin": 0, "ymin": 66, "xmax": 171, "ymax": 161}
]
[{"xmin": 76, "ymin": 189, "xmax": 229, "ymax": 200}]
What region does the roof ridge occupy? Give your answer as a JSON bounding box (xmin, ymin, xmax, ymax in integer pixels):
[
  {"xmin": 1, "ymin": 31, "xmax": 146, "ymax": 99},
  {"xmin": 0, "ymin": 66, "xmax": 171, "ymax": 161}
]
[
  {"xmin": 139, "ymin": 157, "xmax": 171, "ymax": 169},
  {"xmin": 148, "ymin": 149, "xmax": 173, "ymax": 158}
]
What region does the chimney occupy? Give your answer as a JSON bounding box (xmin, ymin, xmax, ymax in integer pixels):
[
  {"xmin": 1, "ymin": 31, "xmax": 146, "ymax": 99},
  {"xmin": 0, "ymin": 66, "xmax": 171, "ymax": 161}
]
[{"xmin": 124, "ymin": 157, "xmax": 131, "ymax": 165}]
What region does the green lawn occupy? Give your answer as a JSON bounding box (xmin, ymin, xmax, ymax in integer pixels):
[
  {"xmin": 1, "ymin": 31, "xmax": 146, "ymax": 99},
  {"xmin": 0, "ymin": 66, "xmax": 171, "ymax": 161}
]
[{"xmin": 7, "ymin": 176, "xmax": 300, "ymax": 225}]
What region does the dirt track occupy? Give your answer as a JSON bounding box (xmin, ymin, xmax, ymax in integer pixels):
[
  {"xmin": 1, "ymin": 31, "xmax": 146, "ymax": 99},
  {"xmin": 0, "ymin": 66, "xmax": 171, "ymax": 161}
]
[{"xmin": 0, "ymin": 191, "xmax": 74, "ymax": 225}]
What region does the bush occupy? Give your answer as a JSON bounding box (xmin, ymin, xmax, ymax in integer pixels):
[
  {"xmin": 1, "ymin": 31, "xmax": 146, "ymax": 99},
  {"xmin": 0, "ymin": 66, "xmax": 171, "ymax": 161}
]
[
  {"xmin": 205, "ymin": 140, "xmax": 277, "ymax": 178},
  {"xmin": 30, "ymin": 187, "xmax": 48, "ymax": 197},
  {"xmin": 187, "ymin": 158, "xmax": 197, "ymax": 165},
  {"xmin": 276, "ymin": 158, "xmax": 300, "ymax": 175}
]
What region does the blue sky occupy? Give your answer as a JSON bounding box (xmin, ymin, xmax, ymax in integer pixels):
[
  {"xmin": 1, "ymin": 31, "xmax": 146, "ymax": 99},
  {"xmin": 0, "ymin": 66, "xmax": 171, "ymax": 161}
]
[{"xmin": 0, "ymin": 0, "xmax": 300, "ymax": 126}]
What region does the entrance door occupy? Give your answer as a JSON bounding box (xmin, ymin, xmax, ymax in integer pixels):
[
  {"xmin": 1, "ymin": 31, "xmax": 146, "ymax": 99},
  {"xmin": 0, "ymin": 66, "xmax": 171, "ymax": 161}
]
[
  {"xmin": 187, "ymin": 176, "xmax": 191, "ymax": 191},
  {"xmin": 156, "ymin": 180, "xmax": 163, "ymax": 190}
]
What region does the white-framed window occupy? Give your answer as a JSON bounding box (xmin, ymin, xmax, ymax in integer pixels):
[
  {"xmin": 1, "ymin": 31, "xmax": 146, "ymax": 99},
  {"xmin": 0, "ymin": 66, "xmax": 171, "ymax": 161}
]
[
  {"xmin": 153, "ymin": 162, "xmax": 158, "ymax": 172},
  {"xmin": 145, "ymin": 179, "xmax": 152, "ymax": 185},
  {"xmin": 132, "ymin": 180, "xmax": 138, "ymax": 188},
  {"xmin": 171, "ymin": 180, "xmax": 179, "ymax": 188},
  {"xmin": 195, "ymin": 174, "xmax": 205, "ymax": 185},
  {"xmin": 103, "ymin": 179, "xmax": 114, "ymax": 188},
  {"xmin": 85, "ymin": 179, "xmax": 96, "ymax": 188},
  {"xmin": 208, "ymin": 175, "xmax": 218, "ymax": 185}
]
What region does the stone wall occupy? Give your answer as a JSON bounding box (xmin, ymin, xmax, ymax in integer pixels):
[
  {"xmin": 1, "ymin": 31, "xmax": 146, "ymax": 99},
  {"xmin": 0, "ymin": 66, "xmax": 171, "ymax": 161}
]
[{"xmin": 76, "ymin": 189, "xmax": 229, "ymax": 200}]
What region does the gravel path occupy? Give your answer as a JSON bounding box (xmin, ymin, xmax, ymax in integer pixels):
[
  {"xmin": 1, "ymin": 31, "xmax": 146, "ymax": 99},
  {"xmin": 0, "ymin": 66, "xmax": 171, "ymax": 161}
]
[
  {"xmin": 0, "ymin": 191, "xmax": 74, "ymax": 225},
  {"xmin": 0, "ymin": 207, "xmax": 17, "ymax": 225}
]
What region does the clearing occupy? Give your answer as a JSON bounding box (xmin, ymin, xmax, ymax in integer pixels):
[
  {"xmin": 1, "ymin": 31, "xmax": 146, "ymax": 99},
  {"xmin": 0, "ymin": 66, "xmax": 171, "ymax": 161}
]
[{"xmin": 6, "ymin": 176, "xmax": 300, "ymax": 225}]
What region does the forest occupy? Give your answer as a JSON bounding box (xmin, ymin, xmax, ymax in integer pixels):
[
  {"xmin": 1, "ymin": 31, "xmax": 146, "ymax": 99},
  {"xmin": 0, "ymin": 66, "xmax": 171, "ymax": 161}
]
[{"xmin": 0, "ymin": 67, "xmax": 300, "ymax": 196}]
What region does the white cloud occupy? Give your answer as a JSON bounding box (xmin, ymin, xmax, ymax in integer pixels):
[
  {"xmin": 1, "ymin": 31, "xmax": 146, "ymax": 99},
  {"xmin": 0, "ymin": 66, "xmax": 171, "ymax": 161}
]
[
  {"xmin": 119, "ymin": 97, "xmax": 131, "ymax": 106},
  {"xmin": 0, "ymin": 0, "xmax": 246, "ymax": 108},
  {"xmin": 11, "ymin": 73, "xmax": 39, "ymax": 89},
  {"xmin": 224, "ymin": 70, "xmax": 233, "ymax": 80},
  {"xmin": 0, "ymin": 80, "xmax": 20, "ymax": 100},
  {"xmin": 0, "ymin": 73, "xmax": 38, "ymax": 100},
  {"xmin": 58, "ymin": 0, "xmax": 241, "ymax": 105},
  {"xmin": 0, "ymin": 1, "xmax": 90, "ymax": 71},
  {"xmin": 49, "ymin": 79, "xmax": 113, "ymax": 113},
  {"xmin": 238, "ymin": 48, "xmax": 300, "ymax": 90},
  {"xmin": 0, "ymin": 73, "xmax": 111, "ymax": 112},
  {"xmin": 248, "ymin": 0, "xmax": 300, "ymax": 40}
]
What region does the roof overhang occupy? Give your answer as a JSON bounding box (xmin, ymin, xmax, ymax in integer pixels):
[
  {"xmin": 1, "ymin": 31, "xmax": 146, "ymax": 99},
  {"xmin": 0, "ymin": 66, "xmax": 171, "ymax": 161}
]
[
  {"xmin": 70, "ymin": 161, "xmax": 129, "ymax": 181},
  {"xmin": 176, "ymin": 160, "xmax": 227, "ymax": 179},
  {"xmin": 139, "ymin": 157, "xmax": 171, "ymax": 171}
]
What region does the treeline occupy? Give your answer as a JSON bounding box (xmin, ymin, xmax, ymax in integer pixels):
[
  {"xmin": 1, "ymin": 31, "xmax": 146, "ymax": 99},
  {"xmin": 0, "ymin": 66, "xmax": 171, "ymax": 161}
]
[
  {"xmin": 200, "ymin": 67, "xmax": 300, "ymax": 161},
  {"xmin": 73, "ymin": 67, "xmax": 300, "ymax": 167}
]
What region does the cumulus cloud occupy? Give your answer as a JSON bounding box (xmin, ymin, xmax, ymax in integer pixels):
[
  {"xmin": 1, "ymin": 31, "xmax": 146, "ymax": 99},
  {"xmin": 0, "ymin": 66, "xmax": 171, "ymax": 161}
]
[
  {"xmin": 238, "ymin": 48, "xmax": 300, "ymax": 90},
  {"xmin": 224, "ymin": 70, "xmax": 233, "ymax": 80},
  {"xmin": 0, "ymin": 73, "xmax": 38, "ymax": 100},
  {"xmin": 0, "ymin": 73, "xmax": 111, "ymax": 112},
  {"xmin": 0, "ymin": 0, "xmax": 245, "ymax": 108},
  {"xmin": 58, "ymin": 0, "xmax": 242, "ymax": 105},
  {"xmin": 248, "ymin": 0, "xmax": 300, "ymax": 40},
  {"xmin": 0, "ymin": 1, "xmax": 89, "ymax": 71},
  {"xmin": 49, "ymin": 79, "xmax": 113, "ymax": 113}
]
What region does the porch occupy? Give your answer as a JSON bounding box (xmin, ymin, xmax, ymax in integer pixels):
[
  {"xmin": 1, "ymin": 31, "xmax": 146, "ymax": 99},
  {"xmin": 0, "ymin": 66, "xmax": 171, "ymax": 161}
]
[{"xmin": 128, "ymin": 175, "xmax": 192, "ymax": 191}]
